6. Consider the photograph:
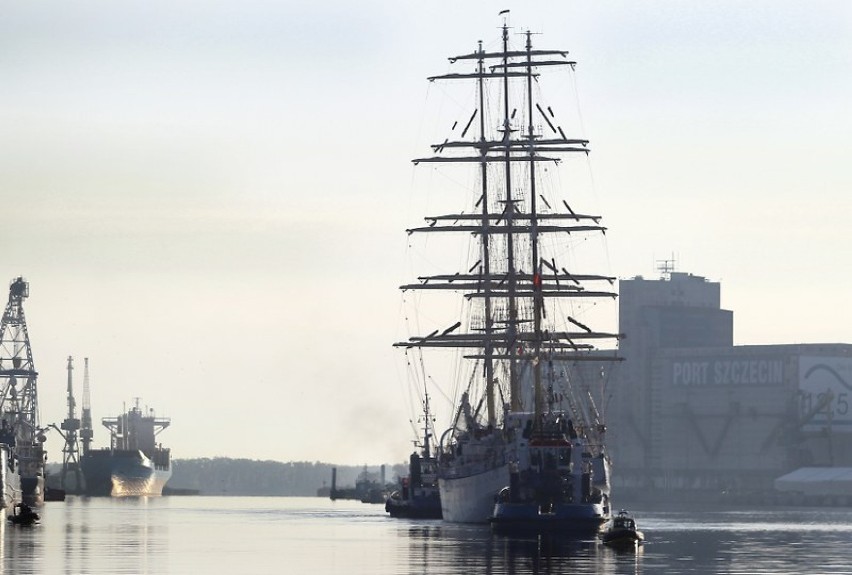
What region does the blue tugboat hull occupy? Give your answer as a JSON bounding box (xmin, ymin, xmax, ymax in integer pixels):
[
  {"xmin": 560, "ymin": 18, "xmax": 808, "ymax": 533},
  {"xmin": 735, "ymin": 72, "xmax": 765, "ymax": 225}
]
[{"xmin": 490, "ymin": 502, "xmax": 608, "ymax": 535}]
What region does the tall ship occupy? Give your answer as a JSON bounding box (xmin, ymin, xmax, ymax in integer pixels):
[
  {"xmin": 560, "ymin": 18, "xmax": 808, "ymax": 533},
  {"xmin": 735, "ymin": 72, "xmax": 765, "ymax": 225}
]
[
  {"xmin": 396, "ymin": 15, "xmax": 621, "ymax": 532},
  {"xmin": 81, "ymin": 399, "xmax": 172, "ymax": 496},
  {"xmin": 0, "ymin": 277, "xmax": 47, "ymax": 506}
]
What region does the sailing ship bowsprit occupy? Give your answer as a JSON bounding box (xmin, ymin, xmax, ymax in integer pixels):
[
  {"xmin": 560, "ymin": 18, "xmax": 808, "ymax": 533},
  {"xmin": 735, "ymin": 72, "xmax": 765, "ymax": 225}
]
[{"xmin": 396, "ymin": 17, "xmax": 622, "ymax": 532}]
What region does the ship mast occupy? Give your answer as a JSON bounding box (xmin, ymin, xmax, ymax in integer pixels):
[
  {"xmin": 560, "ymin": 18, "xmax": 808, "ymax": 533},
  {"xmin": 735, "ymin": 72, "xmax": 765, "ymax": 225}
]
[
  {"xmin": 525, "ymin": 29, "xmax": 545, "ymax": 419},
  {"xmin": 420, "ymin": 389, "xmax": 434, "ymax": 458},
  {"xmin": 500, "ymin": 19, "xmax": 521, "ymax": 413},
  {"xmin": 397, "ymin": 17, "xmax": 620, "ymax": 427},
  {"xmin": 476, "ymin": 38, "xmax": 497, "ymax": 427}
]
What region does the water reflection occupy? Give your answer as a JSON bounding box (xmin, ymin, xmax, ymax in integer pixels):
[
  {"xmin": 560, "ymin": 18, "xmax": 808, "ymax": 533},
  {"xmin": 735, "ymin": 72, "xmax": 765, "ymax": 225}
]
[
  {"xmin": 403, "ymin": 523, "xmax": 644, "ymax": 575},
  {"xmin": 3, "ymin": 508, "xmax": 44, "ymax": 575},
  {"xmin": 2, "ymin": 496, "xmax": 172, "ymax": 574},
  {"xmin": 64, "ymin": 497, "xmax": 91, "ymax": 575},
  {"xmin": 5, "ymin": 497, "xmax": 852, "ymax": 574}
]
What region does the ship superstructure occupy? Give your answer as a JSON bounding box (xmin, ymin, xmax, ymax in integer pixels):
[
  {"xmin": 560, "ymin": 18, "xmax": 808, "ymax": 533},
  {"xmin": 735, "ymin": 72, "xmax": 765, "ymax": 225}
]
[{"xmin": 81, "ymin": 399, "xmax": 172, "ymax": 496}]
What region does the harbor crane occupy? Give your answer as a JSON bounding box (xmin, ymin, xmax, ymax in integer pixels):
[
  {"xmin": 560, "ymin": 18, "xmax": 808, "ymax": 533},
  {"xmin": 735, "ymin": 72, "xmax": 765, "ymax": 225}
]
[
  {"xmin": 81, "ymin": 358, "xmax": 93, "ymax": 456},
  {"xmin": 59, "ymin": 356, "xmax": 83, "ymax": 491},
  {"xmin": 50, "ymin": 356, "xmax": 93, "ymax": 492},
  {"xmin": 0, "ymin": 277, "xmax": 46, "ymax": 503}
]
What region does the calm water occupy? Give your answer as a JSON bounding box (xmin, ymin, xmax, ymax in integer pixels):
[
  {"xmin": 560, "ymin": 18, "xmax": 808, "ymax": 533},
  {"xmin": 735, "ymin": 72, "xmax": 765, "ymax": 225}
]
[{"xmin": 4, "ymin": 496, "xmax": 852, "ymax": 574}]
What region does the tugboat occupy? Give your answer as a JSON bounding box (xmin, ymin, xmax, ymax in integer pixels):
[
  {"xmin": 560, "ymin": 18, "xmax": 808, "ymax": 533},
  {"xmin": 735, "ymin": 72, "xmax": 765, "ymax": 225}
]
[
  {"xmin": 489, "ymin": 409, "xmax": 612, "ymax": 535},
  {"xmin": 385, "ymin": 394, "xmax": 442, "ymax": 519},
  {"xmin": 395, "ymin": 12, "xmax": 621, "ymax": 528},
  {"xmin": 602, "ymin": 510, "xmax": 644, "ymax": 548}
]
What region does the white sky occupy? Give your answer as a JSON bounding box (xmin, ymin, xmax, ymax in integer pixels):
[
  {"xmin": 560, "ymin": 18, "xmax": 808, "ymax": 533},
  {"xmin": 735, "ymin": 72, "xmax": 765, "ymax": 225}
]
[{"xmin": 1, "ymin": 1, "xmax": 850, "ymax": 465}]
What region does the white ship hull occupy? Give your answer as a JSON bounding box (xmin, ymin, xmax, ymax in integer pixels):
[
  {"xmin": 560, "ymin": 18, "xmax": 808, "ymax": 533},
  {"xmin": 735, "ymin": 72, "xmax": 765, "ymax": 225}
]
[
  {"xmin": 1, "ymin": 445, "xmax": 20, "ymax": 511},
  {"xmin": 439, "ymin": 463, "xmax": 510, "ymax": 523}
]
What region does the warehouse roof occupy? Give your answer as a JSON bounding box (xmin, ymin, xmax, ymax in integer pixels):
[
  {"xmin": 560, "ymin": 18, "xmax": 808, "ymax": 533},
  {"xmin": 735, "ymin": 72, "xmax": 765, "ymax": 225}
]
[{"xmin": 775, "ymin": 467, "xmax": 852, "ymax": 495}]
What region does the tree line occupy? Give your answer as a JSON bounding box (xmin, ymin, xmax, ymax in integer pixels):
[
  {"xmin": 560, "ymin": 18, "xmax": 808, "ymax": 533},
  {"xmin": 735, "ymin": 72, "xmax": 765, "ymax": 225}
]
[{"xmin": 169, "ymin": 458, "xmax": 406, "ymax": 496}]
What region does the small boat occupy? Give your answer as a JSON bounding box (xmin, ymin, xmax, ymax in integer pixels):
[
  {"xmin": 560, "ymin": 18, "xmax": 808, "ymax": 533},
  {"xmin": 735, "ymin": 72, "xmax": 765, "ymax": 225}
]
[
  {"xmin": 44, "ymin": 486, "xmax": 66, "ymax": 502},
  {"xmin": 601, "ymin": 510, "xmax": 643, "ymax": 547},
  {"xmin": 8, "ymin": 502, "xmax": 40, "ymax": 526}
]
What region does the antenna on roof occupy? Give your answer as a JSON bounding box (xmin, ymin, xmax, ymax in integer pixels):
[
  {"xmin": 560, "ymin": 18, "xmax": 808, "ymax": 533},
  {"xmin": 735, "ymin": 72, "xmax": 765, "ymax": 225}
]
[{"xmin": 656, "ymin": 254, "xmax": 677, "ymax": 279}]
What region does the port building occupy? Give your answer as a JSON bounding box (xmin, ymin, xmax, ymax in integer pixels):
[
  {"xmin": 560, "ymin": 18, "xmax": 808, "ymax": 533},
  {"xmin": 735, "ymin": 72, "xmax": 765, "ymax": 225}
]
[{"xmin": 596, "ymin": 272, "xmax": 852, "ymax": 496}]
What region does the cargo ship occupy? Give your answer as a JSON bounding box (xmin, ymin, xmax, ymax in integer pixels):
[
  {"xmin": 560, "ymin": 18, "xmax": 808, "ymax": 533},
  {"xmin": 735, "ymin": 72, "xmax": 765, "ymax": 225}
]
[{"xmin": 81, "ymin": 400, "xmax": 171, "ymax": 496}]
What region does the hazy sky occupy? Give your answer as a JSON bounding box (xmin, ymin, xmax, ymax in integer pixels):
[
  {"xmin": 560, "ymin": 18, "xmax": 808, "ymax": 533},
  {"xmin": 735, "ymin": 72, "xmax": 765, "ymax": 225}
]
[{"xmin": 1, "ymin": 1, "xmax": 850, "ymax": 465}]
